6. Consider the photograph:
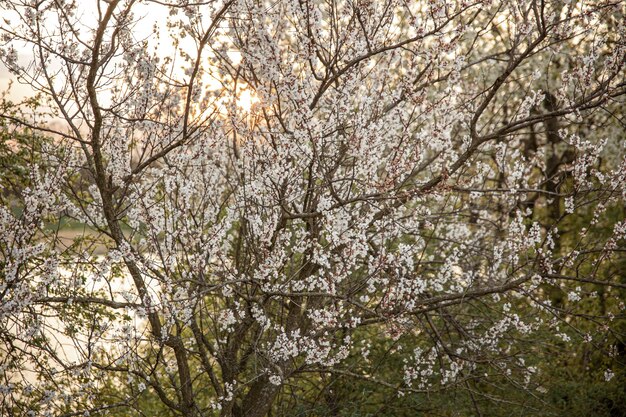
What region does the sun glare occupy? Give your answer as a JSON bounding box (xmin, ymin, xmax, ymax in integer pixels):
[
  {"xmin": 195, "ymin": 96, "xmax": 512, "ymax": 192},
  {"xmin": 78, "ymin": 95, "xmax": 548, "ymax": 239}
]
[{"xmin": 237, "ymin": 89, "xmax": 258, "ymax": 112}]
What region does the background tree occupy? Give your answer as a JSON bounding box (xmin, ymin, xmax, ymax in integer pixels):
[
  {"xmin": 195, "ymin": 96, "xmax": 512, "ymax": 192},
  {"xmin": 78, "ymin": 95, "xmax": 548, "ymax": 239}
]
[{"xmin": 1, "ymin": 0, "xmax": 625, "ymax": 416}]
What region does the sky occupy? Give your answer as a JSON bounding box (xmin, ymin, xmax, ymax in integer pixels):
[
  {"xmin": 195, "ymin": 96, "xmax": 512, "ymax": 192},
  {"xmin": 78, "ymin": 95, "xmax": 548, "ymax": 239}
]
[
  {"xmin": 0, "ymin": 0, "xmax": 254, "ymax": 115},
  {"xmin": 0, "ymin": 51, "xmax": 35, "ymax": 101},
  {"xmin": 0, "ymin": 0, "xmax": 174, "ymax": 102}
]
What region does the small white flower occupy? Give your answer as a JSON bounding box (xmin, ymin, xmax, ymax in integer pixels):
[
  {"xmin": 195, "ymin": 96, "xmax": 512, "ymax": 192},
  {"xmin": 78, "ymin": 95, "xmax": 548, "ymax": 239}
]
[
  {"xmin": 269, "ymin": 375, "xmax": 282, "ymax": 386},
  {"xmin": 564, "ymin": 196, "xmax": 575, "ymax": 214},
  {"xmin": 567, "ymin": 290, "xmax": 581, "ymax": 302},
  {"xmin": 557, "ymin": 333, "xmax": 570, "ymax": 342}
]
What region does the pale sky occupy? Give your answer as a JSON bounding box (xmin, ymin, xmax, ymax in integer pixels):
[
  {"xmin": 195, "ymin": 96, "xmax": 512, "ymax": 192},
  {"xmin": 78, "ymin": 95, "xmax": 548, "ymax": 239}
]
[
  {"xmin": 0, "ymin": 52, "xmax": 35, "ymax": 101},
  {"xmin": 1, "ymin": 1, "xmax": 173, "ymax": 101},
  {"xmin": 0, "ymin": 1, "xmax": 248, "ymax": 111}
]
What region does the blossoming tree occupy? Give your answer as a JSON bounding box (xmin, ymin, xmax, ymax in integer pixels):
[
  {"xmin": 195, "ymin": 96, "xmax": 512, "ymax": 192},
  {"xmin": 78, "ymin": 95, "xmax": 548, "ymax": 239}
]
[{"xmin": 1, "ymin": 0, "xmax": 625, "ymax": 416}]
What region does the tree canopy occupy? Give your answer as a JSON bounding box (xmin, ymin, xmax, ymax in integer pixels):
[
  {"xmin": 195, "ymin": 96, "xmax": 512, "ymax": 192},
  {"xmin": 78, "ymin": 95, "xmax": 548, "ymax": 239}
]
[{"xmin": 0, "ymin": 0, "xmax": 625, "ymax": 416}]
